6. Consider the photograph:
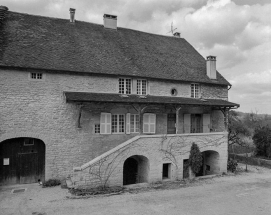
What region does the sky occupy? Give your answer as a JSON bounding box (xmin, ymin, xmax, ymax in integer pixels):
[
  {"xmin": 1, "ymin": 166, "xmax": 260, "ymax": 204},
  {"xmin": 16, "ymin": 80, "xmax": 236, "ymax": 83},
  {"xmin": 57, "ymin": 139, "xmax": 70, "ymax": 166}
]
[{"xmin": 2, "ymin": 0, "xmax": 271, "ymax": 114}]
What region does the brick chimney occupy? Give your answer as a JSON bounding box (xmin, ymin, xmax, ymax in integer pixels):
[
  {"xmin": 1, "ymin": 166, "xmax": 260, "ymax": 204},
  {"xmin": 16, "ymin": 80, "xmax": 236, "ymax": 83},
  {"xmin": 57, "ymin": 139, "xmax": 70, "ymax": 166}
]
[
  {"xmin": 69, "ymin": 8, "xmax": 75, "ymax": 23},
  {"xmin": 103, "ymin": 14, "xmax": 117, "ymax": 30},
  {"xmin": 206, "ymin": 56, "xmax": 217, "ymax": 79},
  {"xmin": 0, "ymin": 6, "xmax": 8, "ymax": 24}
]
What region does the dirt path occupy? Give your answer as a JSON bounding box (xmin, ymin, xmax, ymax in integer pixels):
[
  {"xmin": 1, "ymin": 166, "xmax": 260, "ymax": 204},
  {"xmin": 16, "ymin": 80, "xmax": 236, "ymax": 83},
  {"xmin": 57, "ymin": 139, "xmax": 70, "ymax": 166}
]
[{"xmin": 1, "ymin": 164, "xmax": 271, "ymax": 215}]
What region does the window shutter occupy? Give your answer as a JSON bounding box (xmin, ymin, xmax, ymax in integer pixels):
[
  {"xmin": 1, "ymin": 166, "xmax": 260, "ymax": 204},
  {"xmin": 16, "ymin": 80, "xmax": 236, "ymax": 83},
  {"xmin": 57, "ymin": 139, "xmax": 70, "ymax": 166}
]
[
  {"xmin": 143, "ymin": 114, "xmax": 149, "ymax": 133},
  {"xmin": 149, "ymin": 114, "xmax": 156, "ymax": 134},
  {"xmin": 126, "ymin": 113, "xmax": 130, "ymax": 134},
  {"xmin": 203, "ymin": 114, "xmax": 210, "ymax": 133},
  {"xmin": 100, "ymin": 113, "xmax": 111, "ymax": 134},
  {"xmin": 184, "ymin": 114, "xmax": 191, "ymax": 133}
]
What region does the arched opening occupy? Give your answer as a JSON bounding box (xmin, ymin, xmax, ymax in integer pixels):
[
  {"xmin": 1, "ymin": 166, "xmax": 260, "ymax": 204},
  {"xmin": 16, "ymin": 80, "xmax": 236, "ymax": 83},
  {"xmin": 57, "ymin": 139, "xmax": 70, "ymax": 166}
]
[
  {"xmin": 123, "ymin": 155, "xmax": 149, "ymax": 185},
  {"xmin": 196, "ymin": 150, "xmax": 220, "ymax": 177},
  {"xmin": 0, "ymin": 137, "xmax": 45, "ymax": 185}
]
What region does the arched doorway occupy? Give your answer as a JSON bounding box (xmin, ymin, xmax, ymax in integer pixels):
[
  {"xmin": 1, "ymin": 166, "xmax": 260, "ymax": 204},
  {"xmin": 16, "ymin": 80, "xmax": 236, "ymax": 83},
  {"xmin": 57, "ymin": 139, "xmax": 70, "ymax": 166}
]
[
  {"xmin": 0, "ymin": 137, "xmax": 45, "ymax": 185},
  {"xmin": 123, "ymin": 155, "xmax": 149, "ymax": 185},
  {"xmin": 196, "ymin": 150, "xmax": 220, "ymax": 177}
]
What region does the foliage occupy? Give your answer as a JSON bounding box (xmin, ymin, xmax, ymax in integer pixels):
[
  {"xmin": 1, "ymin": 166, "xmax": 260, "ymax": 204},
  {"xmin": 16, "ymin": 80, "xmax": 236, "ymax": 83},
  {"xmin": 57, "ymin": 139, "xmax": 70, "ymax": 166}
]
[
  {"xmin": 227, "ymin": 158, "xmax": 238, "ymax": 172},
  {"xmin": 188, "ymin": 143, "xmax": 202, "ymax": 174},
  {"xmin": 42, "ymin": 178, "xmax": 61, "ymax": 188},
  {"xmin": 253, "ymin": 125, "xmax": 271, "ymax": 158},
  {"xmin": 228, "ymin": 111, "xmax": 251, "ymax": 146}
]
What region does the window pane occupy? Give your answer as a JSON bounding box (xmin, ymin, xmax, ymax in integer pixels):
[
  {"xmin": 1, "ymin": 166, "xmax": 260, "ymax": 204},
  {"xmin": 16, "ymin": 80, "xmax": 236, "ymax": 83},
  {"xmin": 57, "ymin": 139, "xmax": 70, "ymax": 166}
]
[
  {"xmin": 112, "ymin": 115, "xmax": 118, "ymax": 133},
  {"xmin": 137, "ymin": 80, "xmax": 141, "ymax": 94},
  {"xmin": 119, "ymin": 78, "xmax": 124, "ymax": 94},
  {"xmin": 126, "ymin": 79, "xmax": 131, "ymax": 94},
  {"xmin": 135, "ymin": 115, "xmax": 139, "ymax": 132},
  {"xmin": 142, "ymin": 80, "xmax": 147, "ymax": 95},
  {"xmin": 191, "ymin": 84, "xmax": 194, "ymax": 98},
  {"xmin": 119, "ymin": 115, "xmax": 125, "ymax": 133}
]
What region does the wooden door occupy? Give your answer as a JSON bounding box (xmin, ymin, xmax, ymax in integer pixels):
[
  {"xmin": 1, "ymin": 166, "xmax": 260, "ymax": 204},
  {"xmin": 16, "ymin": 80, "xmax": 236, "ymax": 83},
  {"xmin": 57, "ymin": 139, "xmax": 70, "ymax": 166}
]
[
  {"xmin": 167, "ymin": 114, "xmax": 176, "ymax": 134},
  {"xmin": 0, "ymin": 138, "xmax": 45, "ymax": 185},
  {"xmin": 18, "ymin": 152, "xmax": 38, "ymax": 184}
]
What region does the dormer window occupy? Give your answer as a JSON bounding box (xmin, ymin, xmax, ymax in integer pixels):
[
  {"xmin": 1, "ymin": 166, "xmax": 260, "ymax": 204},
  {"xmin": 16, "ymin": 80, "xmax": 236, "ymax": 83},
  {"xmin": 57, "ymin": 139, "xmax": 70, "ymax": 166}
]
[
  {"xmin": 119, "ymin": 78, "xmax": 131, "ymax": 94},
  {"xmin": 137, "ymin": 80, "xmax": 147, "ymax": 95},
  {"xmin": 191, "ymin": 83, "xmax": 200, "ymax": 98}
]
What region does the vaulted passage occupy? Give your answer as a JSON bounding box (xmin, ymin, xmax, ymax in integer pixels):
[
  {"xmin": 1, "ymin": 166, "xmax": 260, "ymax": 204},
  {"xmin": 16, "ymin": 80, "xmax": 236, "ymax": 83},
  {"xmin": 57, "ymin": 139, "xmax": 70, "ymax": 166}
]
[
  {"xmin": 196, "ymin": 150, "xmax": 220, "ymax": 177},
  {"xmin": 0, "ymin": 138, "xmax": 45, "ymax": 185},
  {"xmin": 123, "ymin": 155, "xmax": 149, "ymax": 185}
]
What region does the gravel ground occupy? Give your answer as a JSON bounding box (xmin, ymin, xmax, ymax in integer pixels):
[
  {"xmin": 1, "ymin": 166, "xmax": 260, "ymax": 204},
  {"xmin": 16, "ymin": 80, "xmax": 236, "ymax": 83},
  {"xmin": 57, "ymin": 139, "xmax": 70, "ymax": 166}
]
[{"xmin": 1, "ymin": 164, "xmax": 271, "ymax": 215}]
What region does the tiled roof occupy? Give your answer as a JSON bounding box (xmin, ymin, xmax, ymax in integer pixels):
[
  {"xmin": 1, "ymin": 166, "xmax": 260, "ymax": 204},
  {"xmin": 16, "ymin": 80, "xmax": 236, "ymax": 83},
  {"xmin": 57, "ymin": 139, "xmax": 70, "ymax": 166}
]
[
  {"xmin": 65, "ymin": 92, "xmax": 240, "ymax": 108},
  {"xmin": 0, "ymin": 11, "xmax": 230, "ymax": 86}
]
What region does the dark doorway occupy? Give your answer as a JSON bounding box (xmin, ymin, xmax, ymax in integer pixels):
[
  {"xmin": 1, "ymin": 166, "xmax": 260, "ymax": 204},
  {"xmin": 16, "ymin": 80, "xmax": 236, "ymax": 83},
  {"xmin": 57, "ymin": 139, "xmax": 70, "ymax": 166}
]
[
  {"xmin": 0, "ymin": 138, "xmax": 45, "ymax": 185},
  {"xmin": 123, "ymin": 157, "xmax": 138, "ymax": 185},
  {"xmin": 191, "ymin": 114, "xmax": 202, "ymax": 133},
  {"xmin": 167, "ymin": 113, "xmax": 176, "ymax": 134},
  {"xmin": 162, "ymin": 163, "xmax": 171, "ymax": 179},
  {"xmin": 183, "ymin": 159, "xmax": 189, "ymax": 179}
]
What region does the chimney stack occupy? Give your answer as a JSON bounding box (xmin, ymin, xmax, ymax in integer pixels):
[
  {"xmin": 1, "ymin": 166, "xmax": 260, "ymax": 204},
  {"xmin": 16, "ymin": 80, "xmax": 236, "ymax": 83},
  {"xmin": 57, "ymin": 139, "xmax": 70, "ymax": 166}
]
[
  {"xmin": 69, "ymin": 8, "xmax": 75, "ymax": 23},
  {"xmin": 103, "ymin": 14, "xmax": 117, "ymax": 30},
  {"xmin": 206, "ymin": 56, "xmax": 217, "ymax": 79},
  {"xmin": 0, "ymin": 6, "xmax": 8, "ymax": 24},
  {"xmin": 173, "ymin": 32, "xmax": 181, "ymax": 38}
]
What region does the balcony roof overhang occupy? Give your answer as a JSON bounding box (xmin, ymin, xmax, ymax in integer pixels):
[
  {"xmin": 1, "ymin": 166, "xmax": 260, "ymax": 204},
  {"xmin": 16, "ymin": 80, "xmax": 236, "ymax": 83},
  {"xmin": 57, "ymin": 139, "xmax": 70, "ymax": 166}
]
[{"xmin": 64, "ymin": 92, "xmax": 240, "ymax": 108}]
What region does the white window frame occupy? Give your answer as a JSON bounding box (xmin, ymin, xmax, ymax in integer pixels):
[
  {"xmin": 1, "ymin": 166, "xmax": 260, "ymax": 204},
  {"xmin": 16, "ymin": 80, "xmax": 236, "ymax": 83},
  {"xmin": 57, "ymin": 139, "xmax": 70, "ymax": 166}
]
[
  {"xmin": 119, "ymin": 78, "xmax": 131, "ymax": 94},
  {"xmin": 191, "ymin": 83, "xmax": 200, "ymax": 98},
  {"xmin": 143, "ymin": 113, "xmax": 156, "ymax": 134},
  {"xmin": 111, "ymin": 114, "xmax": 125, "ymax": 134},
  {"xmin": 136, "ymin": 79, "xmax": 147, "ymax": 95},
  {"xmin": 130, "ymin": 114, "xmax": 139, "ymax": 133},
  {"xmin": 29, "ymin": 72, "xmax": 45, "ymax": 81}
]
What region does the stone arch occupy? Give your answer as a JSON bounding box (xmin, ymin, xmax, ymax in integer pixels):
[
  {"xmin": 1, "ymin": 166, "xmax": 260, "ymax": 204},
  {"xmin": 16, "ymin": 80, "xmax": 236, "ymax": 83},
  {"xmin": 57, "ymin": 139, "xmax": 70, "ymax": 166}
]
[
  {"xmin": 123, "ymin": 155, "xmax": 149, "ymax": 185},
  {"xmin": 0, "ymin": 136, "xmax": 47, "ymax": 185},
  {"xmin": 198, "ymin": 150, "xmax": 220, "ymax": 176}
]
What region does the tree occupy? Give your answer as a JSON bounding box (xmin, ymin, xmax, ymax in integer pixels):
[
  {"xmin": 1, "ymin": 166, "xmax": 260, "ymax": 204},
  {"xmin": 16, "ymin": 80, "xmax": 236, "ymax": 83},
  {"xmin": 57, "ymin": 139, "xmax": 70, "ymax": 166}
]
[
  {"xmin": 189, "ymin": 143, "xmax": 203, "ymax": 174},
  {"xmin": 253, "ymin": 125, "xmax": 271, "ymax": 158},
  {"xmin": 228, "ymin": 110, "xmax": 251, "ymax": 147}
]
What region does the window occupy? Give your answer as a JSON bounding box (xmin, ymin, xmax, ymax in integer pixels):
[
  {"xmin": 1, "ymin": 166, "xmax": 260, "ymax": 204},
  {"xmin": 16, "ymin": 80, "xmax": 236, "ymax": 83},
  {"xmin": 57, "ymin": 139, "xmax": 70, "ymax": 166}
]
[
  {"xmin": 112, "ymin": 114, "xmax": 125, "ymax": 133},
  {"xmin": 94, "ymin": 124, "xmax": 100, "ymax": 133},
  {"xmin": 137, "ymin": 80, "xmax": 147, "ymax": 95},
  {"xmin": 143, "ymin": 113, "xmax": 156, "ymax": 134},
  {"xmin": 31, "ymin": 72, "xmax": 43, "ymax": 80},
  {"xmin": 171, "ymin": 88, "xmax": 177, "ymax": 96},
  {"xmin": 119, "ymin": 78, "xmax": 131, "ymax": 94},
  {"xmin": 100, "ymin": 113, "xmax": 111, "ymax": 134},
  {"xmin": 191, "ymin": 114, "xmax": 202, "ymax": 133},
  {"xmin": 24, "ymin": 138, "xmax": 34, "ymax": 146},
  {"xmin": 191, "ymin": 83, "xmax": 199, "ymax": 98},
  {"xmin": 130, "ymin": 114, "xmax": 139, "ymax": 133}
]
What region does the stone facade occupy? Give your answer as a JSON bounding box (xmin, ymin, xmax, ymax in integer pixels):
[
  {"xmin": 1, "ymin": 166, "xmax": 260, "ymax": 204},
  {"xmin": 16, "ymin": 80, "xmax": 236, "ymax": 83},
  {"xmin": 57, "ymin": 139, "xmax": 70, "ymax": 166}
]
[
  {"xmin": 72, "ymin": 132, "xmax": 228, "ymax": 187},
  {"xmin": 0, "ymin": 69, "xmax": 228, "ymax": 181}
]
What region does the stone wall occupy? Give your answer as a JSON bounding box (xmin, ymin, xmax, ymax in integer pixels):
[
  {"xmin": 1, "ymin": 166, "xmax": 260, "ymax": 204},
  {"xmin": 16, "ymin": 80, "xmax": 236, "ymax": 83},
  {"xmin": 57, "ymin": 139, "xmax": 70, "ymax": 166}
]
[
  {"xmin": 0, "ymin": 69, "xmax": 228, "ymax": 180},
  {"xmin": 72, "ymin": 132, "xmax": 228, "ymax": 187}
]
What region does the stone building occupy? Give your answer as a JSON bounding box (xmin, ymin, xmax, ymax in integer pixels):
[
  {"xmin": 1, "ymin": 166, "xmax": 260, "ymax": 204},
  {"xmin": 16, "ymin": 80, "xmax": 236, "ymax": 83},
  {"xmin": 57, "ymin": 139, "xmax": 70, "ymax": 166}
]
[{"xmin": 0, "ymin": 7, "xmax": 239, "ymax": 186}]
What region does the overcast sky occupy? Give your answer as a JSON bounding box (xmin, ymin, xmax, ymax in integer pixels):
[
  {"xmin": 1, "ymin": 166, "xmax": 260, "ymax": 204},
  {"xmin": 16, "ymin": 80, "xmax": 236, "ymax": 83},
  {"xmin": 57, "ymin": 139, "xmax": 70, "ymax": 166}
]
[{"xmin": 2, "ymin": 0, "xmax": 271, "ymax": 114}]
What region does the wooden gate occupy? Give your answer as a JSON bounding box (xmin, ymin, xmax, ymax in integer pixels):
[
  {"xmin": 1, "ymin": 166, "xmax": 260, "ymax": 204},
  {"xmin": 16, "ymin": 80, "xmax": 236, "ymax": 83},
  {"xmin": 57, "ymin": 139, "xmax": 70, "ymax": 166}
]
[{"xmin": 0, "ymin": 138, "xmax": 45, "ymax": 185}]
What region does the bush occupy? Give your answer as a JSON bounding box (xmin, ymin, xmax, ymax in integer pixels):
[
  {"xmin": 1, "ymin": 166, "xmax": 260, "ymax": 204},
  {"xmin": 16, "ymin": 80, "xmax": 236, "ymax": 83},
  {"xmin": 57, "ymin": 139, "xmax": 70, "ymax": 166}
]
[
  {"xmin": 253, "ymin": 125, "xmax": 271, "ymax": 158},
  {"xmin": 42, "ymin": 178, "xmax": 61, "ymax": 188},
  {"xmin": 227, "ymin": 158, "xmax": 238, "ymax": 172},
  {"xmin": 189, "ymin": 143, "xmax": 203, "ymax": 174}
]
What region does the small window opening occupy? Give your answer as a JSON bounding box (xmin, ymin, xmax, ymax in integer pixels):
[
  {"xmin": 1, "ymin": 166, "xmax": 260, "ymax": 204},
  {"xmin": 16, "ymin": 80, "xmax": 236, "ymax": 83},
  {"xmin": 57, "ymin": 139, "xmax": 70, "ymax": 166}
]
[
  {"xmin": 95, "ymin": 124, "xmax": 100, "ymax": 134},
  {"xmin": 31, "ymin": 72, "xmax": 43, "ymax": 80},
  {"xmin": 24, "ymin": 138, "xmax": 34, "ymax": 146},
  {"xmin": 171, "ymin": 88, "xmax": 177, "ymax": 96},
  {"xmin": 162, "ymin": 163, "xmax": 171, "ymax": 179},
  {"xmin": 206, "ymin": 165, "xmax": 211, "ymax": 171}
]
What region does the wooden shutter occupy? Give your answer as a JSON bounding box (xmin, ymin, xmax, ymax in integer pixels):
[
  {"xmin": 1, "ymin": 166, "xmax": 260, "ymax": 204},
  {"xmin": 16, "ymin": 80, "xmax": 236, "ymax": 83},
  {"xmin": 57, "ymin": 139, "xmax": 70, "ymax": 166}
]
[
  {"xmin": 126, "ymin": 113, "xmax": 130, "ymax": 134},
  {"xmin": 149, "ymin": 114, "xmax": 156, "ymax": 134},
  {"xmin": 143, "ymin": 114, "xmax": 149, "ymax": 133},
  {"xmin": 184, "ymin": 114, "xmax": 191, "ymax": 133},
  {"xmin": 100, "ymin": 113, "xmax": 111, "ymax": 134},
  {"xmin": 203, "ymin": 114, "xmax": 211, "ymax": 133}
]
